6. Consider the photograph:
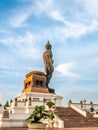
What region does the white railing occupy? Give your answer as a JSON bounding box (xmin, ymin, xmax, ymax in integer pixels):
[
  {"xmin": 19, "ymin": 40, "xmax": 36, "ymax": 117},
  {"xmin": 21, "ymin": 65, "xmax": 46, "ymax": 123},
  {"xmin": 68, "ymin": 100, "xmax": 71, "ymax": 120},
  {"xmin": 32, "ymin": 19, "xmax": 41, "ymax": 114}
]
[
  {"xmin": 71, "ymin": 104, "xmax": 87, "ymax": 117},
  {"xmin": 71, "ymin": 103, "xmax": 98, "ymax": 118},
  {"xmin": 53, "ymin": 113, "xmax": 64, "ymax": 128}
]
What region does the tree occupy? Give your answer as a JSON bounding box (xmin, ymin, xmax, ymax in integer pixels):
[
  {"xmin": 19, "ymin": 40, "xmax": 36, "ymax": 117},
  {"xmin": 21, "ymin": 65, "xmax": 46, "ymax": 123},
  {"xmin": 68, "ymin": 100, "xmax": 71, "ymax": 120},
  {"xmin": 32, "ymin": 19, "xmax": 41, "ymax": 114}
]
[{"xmin": 4, "ymin": 101, "xmax": 9, "ymax": 108}]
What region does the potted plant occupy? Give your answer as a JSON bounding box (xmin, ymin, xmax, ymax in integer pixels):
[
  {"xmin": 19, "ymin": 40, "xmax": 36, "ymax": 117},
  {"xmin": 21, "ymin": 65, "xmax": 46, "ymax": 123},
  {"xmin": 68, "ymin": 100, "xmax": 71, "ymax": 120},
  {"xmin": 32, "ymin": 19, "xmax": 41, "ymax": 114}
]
[{"xmin": 26, "ymin": 105, "xmax": 54, "ymax": 130}]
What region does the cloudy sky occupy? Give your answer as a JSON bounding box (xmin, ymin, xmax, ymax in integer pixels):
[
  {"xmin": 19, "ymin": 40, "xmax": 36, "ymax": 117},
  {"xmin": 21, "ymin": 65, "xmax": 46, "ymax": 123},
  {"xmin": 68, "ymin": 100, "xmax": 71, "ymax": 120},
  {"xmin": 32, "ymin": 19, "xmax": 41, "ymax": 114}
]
[{"xmin": 0, "ymin": 0, "xmax": 98, "ymax": 105}]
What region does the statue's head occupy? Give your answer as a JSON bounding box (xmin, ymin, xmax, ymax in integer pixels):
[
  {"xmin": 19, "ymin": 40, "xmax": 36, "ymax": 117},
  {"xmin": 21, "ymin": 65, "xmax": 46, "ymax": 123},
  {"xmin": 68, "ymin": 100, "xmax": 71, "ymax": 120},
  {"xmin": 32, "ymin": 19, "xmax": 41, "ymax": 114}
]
[{"xmin": 45, "ymin": 41, "xmax": 51, "ymax": 50}]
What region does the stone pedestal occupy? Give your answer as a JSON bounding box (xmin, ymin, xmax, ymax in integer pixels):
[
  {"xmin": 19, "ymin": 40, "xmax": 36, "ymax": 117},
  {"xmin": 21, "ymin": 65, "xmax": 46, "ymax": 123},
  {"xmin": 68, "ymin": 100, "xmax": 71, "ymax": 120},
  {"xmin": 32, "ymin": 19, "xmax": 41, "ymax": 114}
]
[
  {"xmin": 22, "ymin": 71, "xmax": 49, "ymax": 93},
  {"xmin": 27, "ymin": 122, "xmax": 46, "ymax": 130}
]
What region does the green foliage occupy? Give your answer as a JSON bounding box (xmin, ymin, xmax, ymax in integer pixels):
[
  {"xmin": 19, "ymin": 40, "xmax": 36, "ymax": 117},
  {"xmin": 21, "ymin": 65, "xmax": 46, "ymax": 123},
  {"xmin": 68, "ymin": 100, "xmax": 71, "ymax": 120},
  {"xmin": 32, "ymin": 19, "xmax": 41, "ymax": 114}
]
[
  {"xmin": 26, "ymin": 105, "xmax": 54, "ymax": 123},
  {"xmin": 48, "ymin": 112, "xmax": 55, "ymax": 120},
  {"xmin": 46, "ymin": 101, "xmax": 55, "ymax": 108},
  {"xmin": 90, "ymin": 107, "xmax": 94, "ymax": 112},
  {"xmin": 4, "ymin": 101, "xmax": 9, "ymax": 108}
]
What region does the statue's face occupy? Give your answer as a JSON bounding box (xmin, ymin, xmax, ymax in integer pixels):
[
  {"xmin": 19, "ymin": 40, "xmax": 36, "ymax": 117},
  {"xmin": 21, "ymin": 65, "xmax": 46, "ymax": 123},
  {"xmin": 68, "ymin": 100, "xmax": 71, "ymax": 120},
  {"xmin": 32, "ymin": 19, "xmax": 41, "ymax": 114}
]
[{"xmin": 45, "ymin": 45, "xmax": 51, "ymax": 50}]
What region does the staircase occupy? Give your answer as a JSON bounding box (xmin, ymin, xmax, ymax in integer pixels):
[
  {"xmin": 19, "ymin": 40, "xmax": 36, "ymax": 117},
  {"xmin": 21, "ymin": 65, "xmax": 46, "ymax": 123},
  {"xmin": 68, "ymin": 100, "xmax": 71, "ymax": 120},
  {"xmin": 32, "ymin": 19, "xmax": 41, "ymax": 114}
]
[{"xmin": 55, "ymin": 107, "xmax": 98, "ymax": 128}]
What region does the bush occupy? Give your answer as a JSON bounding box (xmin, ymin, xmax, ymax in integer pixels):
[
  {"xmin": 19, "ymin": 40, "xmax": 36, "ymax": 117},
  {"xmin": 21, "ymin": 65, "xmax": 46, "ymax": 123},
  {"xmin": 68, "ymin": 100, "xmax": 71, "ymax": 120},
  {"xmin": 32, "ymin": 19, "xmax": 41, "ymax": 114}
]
[{"xmin": 90, "ymin": 107, "xmax": 94, "ymax": 112}]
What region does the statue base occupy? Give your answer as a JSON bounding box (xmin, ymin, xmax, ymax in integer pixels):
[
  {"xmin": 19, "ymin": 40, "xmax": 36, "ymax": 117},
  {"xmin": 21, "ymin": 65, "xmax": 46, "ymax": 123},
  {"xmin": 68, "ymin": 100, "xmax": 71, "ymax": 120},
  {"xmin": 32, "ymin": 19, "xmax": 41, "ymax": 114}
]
[{"xmin": 22, "ymin": 71, "xmax": 55, "ymax": 94}]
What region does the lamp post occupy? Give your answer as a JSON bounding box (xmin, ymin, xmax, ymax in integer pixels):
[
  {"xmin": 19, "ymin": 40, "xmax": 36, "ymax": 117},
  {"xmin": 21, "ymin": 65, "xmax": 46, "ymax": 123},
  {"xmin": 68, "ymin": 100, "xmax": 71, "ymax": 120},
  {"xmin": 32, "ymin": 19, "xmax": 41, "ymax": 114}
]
[
  {"xmin": 90, "ymin": 101, "xmax": 93, "ymax": 108},
  {"xmin": 83, "ymin": 98, "xmax": 86, "ymax": 111}
]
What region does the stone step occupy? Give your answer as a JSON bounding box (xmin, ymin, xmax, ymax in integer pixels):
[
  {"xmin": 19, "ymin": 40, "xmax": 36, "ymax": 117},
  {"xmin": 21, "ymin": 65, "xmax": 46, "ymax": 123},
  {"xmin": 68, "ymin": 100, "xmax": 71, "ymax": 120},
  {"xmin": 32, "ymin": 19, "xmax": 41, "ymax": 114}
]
[{"xmin": 55, "ymin": 107, "xmax": 98, "ymax": 128}]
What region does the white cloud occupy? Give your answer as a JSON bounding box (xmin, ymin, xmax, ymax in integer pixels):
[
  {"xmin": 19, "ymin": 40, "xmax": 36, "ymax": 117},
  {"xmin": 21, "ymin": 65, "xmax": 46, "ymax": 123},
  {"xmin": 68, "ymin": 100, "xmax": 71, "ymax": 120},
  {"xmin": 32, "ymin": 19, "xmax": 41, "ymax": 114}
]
[
  {"xmin": 42, "ymin": 0, "xmax": 98, "ymax": 40},
  {"xmin": 9, "ymin": 0, "xmax": 54, "ymax": 28},
  {"xmin": 0, "ymin": 31, "xmax": 41, "ymax": 60},
  {"xmin": 10, "ymin": 11, "xmax": 32, "ymax": 28},
  {"xmin": 0, "ymin": 36, "xmax": 24, "ymax": 46},
  {"xmin": 55, "ymin": 62, "xmax": 78, "ymax": 78},
  {"xmin": 40, "ymin": 20, "xmax": 98, "ymax": 44},
  {"xmin": 49, "ymin": 9, "xmax": 98, "ymax": 38},
  {"xmin": 80, "ymin": 0, "xmax": 98, "ymax": 19},
  {"xmin": 0, "ymin": 70, "xmax": 23, "ymax": 78},
  {"xmin": 49, "ymin": 10, "xmax": 65, "ymax": 23},
  {"xmin": 65, "ymin": 20, "xmax": 98, "ymax": 38},
  {"xmin": 34, "ymin": 0, "xmax": 54, "ymax": 16},
  {"xmin": 13, "ymin": 32, "xmax": 42, "ymax": 60}
]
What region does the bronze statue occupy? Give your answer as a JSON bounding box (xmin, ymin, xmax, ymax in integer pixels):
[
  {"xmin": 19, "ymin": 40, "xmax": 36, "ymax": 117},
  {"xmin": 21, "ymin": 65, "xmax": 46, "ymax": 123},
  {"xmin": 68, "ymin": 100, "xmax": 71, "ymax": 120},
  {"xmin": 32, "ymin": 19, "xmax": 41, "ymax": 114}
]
[{"xmin": 43, "ymin": 41, "xmax": 54, "ymax": 87}]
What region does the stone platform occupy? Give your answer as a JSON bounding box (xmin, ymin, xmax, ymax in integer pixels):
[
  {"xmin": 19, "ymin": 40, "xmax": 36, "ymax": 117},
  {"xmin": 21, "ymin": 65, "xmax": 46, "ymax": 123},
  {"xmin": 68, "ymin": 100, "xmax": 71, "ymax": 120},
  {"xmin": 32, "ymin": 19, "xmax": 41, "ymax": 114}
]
[{"xmin": 0, "ymin": 127, "xmax": 98, "ymax": 130}]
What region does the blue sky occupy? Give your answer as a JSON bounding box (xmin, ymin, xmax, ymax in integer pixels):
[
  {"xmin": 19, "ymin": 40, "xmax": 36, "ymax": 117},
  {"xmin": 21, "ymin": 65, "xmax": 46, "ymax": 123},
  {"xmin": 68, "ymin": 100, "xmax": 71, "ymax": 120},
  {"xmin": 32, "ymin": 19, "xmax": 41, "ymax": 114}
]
[{"xmin": 0, "ymin": 0, "xmax": 98, "ymax": 105}]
